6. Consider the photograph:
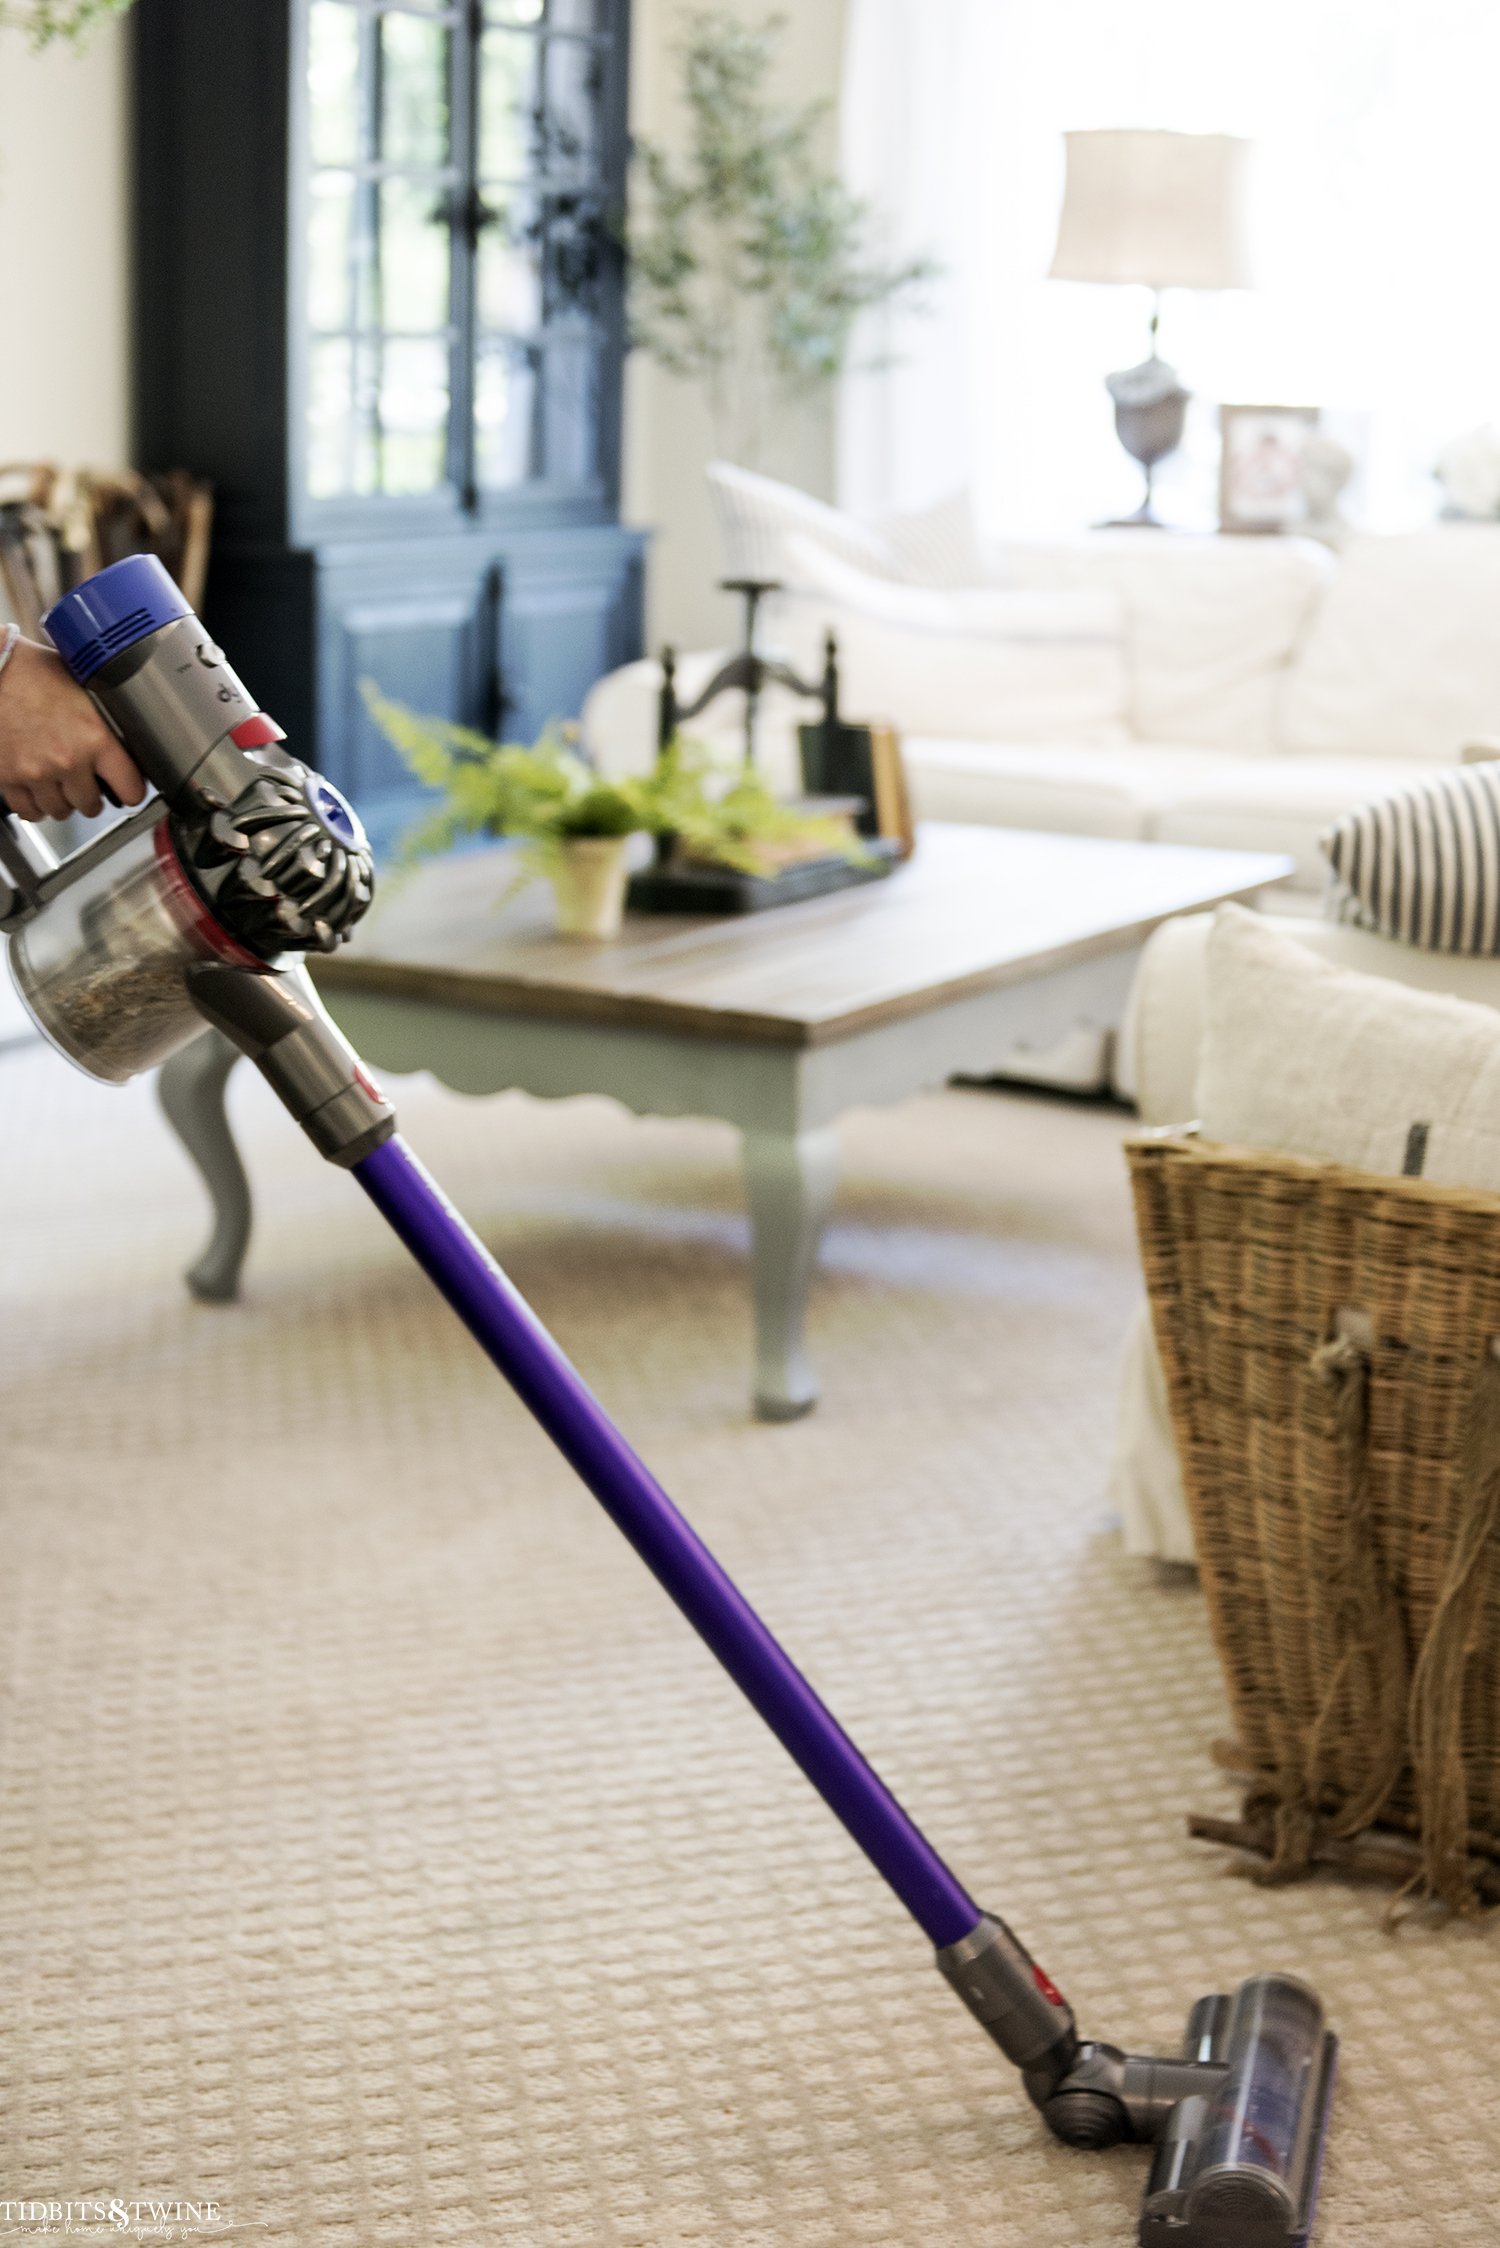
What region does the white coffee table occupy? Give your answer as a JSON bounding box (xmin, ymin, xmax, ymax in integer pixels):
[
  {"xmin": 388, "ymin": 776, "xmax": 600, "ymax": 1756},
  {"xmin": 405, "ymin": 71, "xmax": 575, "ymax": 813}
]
[{"xmin": 159, "ymin": 824, "xmax": 1290, "ymax": 1417}]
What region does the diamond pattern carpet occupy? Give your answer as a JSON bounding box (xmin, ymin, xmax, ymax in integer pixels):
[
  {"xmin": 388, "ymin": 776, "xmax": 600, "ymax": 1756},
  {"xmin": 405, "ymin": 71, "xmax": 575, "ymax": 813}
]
[{"xmin": 1, "ymin": 1035, "xmax": 1497, "ymax": 2245}]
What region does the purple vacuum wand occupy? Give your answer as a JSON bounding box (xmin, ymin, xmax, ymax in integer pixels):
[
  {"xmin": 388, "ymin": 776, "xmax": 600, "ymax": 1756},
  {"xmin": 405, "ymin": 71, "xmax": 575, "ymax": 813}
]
[
  {"xmin": 355, "ymin": 1132, "xmax": 979, "ymax": 1944},
  {"xmin": 7, "ymin": 558, "xmax": 1335, "ymax": 2248}
]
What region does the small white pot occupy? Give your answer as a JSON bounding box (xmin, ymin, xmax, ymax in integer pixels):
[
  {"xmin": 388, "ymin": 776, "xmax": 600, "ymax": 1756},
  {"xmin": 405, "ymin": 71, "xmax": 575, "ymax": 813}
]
[{"xmin": 549, "ymin": 834, "xmax": 632, "ymax": 939}]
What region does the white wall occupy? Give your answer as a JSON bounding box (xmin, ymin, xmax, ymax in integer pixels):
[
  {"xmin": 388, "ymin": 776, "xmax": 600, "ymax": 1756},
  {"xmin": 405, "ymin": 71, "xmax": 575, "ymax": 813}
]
[
  {"xmin": 0, "ymin": 20, "xmax": 129, "ymax": 467},
  {"xmin": 624, "ymin": 0, "xmax": 847, "ymax": 653}
]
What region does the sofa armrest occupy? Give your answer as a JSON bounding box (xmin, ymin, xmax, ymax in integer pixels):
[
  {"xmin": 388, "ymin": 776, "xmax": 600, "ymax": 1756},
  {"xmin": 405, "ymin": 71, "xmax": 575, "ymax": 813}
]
[
  {"xmin": 580, "ymin": 656, "xmax": 674, "ymax": 780},
  {"xmin": 1116, "ymin": 912, "xmax": 1214, "ymax": 1123}
]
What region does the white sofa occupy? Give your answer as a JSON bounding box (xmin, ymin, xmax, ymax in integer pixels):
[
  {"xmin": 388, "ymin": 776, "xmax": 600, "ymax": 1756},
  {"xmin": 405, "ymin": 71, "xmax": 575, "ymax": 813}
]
[
  {"xmin": 585, "ymin": 518, "xmax": 1500, "ymax": 891},
  {"xmin": 584, "ymin": 481, "xmax": 1500, "ymax": 1082},
  {"xmin": 591, "ymin": 496, "xmax": 1500, "ymax": 942}
]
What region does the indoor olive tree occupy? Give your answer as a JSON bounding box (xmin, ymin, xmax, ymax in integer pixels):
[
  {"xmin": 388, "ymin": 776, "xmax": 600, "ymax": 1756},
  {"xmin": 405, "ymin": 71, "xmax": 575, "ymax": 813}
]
[{"xmin": 627, "ymin": 8, "xmax": 932, "ymax": 465}]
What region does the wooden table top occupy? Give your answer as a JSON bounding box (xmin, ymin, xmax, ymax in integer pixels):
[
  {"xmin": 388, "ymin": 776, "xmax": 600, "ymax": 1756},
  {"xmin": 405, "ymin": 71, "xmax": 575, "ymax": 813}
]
[{"xmin": 312, "ymin": 823, "xmax": 1292, "ymax": 1050}]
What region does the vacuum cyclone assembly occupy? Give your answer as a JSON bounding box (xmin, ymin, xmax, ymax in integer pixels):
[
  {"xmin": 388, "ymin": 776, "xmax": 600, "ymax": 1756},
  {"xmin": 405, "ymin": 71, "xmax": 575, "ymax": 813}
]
[{"xmin": 0, "ymin": 556, "xmax": 1338, "ymax": 2248}]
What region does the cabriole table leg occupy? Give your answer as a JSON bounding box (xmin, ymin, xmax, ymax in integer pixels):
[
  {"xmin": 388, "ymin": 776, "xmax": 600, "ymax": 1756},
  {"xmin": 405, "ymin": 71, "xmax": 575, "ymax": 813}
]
[{"xmin": 742, "ymin": 1124, "xmax": 839, "ymax": 1422}]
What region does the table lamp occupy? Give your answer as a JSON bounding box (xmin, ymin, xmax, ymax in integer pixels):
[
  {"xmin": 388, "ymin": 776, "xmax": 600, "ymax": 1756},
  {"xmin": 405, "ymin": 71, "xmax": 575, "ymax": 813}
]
[{"xmin": 1048, "ymin": 129, "xmax": 1251, "ymax": 526}]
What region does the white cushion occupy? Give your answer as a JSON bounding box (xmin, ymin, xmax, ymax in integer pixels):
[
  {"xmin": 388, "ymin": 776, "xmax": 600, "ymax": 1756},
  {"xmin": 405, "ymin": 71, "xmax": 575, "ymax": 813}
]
[
  {"xmin": 902, "ymin": 738, "xmax": 1197, "ymax": 839},
  {"xmin": 1280, "ymin": 527, "xmax": 1500, "ymax": 759},
  {"xmin": 1126, "ymin": 909, "xmax": 1500, "ymax": 1133},
  {"xmin": 1197, "ymin": 902, "xmax": 1500, "ymax": 1186},
  {"xmin": 867, "ymin": 487, "xmax": 989, "ymax": 587},
  {"xmin": 777, "ymin": 536, "xmax": 1128, "ymax": 744},
  {"xmin": 707, "ymin": 460, "xmax": 902, "ymax": 587},
  {"xmin": 1147, "ymin": 752, "xmax": 1440, "ymax": 884},
  {"xmin": 987, "ymin": 531, "xmax": 1332, "ymax": 752},
  {"xmin": 898, "ymin": 737, "xmax": 1425, "ymax": 886}
]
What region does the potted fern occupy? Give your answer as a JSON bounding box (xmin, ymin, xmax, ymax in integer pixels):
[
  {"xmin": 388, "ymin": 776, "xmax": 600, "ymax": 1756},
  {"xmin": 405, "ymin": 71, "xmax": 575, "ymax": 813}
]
[
  {"xmin": 364, "ymin": 688, "xmax": 865, "ymax": 936},
  {"xmin": 363, "ymin": 689, "xmax": 652, "ymax": 938}
]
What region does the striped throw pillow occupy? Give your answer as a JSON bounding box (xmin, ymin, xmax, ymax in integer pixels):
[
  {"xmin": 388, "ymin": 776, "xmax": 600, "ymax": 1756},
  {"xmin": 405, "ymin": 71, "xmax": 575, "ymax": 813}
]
[{"xmin": 1321, "ymin": 762, "xmax": 1500, "ymax": 953}]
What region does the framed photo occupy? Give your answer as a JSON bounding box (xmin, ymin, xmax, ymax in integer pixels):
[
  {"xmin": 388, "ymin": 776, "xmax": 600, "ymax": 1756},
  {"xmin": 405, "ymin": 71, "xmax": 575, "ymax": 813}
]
[{"xmin": 1218, "ymin": 404, "xmax": 1320, "ymax": 534}]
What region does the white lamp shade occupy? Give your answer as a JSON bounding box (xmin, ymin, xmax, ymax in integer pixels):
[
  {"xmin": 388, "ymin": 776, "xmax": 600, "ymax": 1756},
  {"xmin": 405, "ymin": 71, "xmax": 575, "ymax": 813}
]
[{"xmin": 1048, "ymin": 129, "xmax": 1252, "ymax": 291}]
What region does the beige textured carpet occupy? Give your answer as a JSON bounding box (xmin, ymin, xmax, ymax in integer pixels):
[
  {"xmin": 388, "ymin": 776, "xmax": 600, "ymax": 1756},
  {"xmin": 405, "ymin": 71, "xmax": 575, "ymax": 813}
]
[{"xmin": 2, "ymin": 1038, "xmax": 1498, "ymax": 2246}]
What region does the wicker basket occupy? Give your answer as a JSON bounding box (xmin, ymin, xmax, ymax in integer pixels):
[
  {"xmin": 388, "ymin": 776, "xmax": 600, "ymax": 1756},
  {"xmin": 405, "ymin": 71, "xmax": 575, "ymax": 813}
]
[{"xmin": 1127, "ymin": 1132, "xmax": 1500, "ymax": 1914}]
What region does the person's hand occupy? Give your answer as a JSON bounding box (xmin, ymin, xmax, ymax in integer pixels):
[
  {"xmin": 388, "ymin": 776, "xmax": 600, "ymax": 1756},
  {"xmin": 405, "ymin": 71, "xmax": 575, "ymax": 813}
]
[{"xmin": 0, "ymin": 636, "xmax": 147, "ymax": 823}]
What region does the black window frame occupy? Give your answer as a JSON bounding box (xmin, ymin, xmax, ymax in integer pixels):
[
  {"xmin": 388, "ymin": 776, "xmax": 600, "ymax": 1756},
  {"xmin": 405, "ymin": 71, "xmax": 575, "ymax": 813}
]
[{"xmin": 287, "ymin": 0, "xmax": 628, "ymax": 547}]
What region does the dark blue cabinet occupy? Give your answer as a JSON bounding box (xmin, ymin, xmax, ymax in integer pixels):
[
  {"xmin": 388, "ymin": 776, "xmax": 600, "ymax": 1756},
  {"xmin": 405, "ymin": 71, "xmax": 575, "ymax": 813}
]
[{"xmin": 132, "ymin": 0, "xmax": 644, "ymax": 851}]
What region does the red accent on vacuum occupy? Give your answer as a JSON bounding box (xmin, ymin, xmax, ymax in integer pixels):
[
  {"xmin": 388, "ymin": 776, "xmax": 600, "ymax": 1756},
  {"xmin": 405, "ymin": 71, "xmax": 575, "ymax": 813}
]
[{"xmin": 229, "ymin": 713, "xmax": 287, "ymax": 748}]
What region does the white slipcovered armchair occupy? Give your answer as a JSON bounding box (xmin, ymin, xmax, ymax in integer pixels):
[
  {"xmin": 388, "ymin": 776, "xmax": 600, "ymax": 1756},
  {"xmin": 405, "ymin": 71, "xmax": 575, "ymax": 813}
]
[{"xmin": 1110, "ymin": 910, "xmax": 1500, "ymax": 1561}]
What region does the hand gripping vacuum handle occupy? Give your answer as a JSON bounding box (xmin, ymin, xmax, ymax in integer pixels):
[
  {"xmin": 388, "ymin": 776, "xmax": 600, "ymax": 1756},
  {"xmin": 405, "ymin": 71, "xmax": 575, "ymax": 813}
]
[{"xmin": 41, "ymin": 555, "xmax": 394, "ymax": 1162}]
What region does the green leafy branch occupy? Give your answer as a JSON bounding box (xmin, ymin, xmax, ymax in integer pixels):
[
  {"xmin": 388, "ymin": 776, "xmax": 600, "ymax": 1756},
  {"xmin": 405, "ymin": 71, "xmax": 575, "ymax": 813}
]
[
  {"xmin": 361, "ymin": 686, "xmax": 653, "ymax": 879},
  {"xmin": 644, "ymin": 734, "xmax": 860, "ymax": 876},
  {"xmin": 626, "ymin": 8, "xmax": 934, "ymax": 462},
  {"xmin": 0, "ymin": 0, "xmax": 135, "ymax": 47}
]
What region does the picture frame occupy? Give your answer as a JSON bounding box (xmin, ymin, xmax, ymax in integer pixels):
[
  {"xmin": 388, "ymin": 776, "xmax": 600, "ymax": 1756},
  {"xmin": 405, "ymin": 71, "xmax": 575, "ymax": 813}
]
[{"xmin": 1218, "ymin": 404, "xmax": 1320, "ymax": 534}]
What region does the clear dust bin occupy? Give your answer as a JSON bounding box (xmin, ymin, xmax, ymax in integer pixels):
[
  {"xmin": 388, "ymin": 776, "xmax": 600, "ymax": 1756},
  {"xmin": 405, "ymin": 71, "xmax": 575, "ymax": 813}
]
[{"xmin": 8, "ymin": 815, "xmax": 255, "ymax": 1084}]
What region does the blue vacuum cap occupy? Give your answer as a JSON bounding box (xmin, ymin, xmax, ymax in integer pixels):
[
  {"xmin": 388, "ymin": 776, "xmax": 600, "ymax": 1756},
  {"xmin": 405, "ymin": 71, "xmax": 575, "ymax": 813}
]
[{"xmin": 43, "ymin": 553, "xmax": 194, "ymax": 684}]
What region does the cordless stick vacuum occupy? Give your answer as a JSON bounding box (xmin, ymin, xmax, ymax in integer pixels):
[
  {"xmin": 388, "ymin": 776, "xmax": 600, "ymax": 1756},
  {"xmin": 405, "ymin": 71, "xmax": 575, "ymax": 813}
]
[{"xmin": 1, "ymin": 556, "xmax": 1337, "ymax": 2248}]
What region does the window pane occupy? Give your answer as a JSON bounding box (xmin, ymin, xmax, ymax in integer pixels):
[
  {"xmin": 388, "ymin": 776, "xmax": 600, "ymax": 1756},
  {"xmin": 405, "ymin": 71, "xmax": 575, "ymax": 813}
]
[
  {"xmin": 476, "ymin": 339, "xmax": 538, "ymax": 488},
  {"xmin": 379, "ymin": 10, "xmax": 450, "ymax": 169},
  {"xmin": 480, "ymin": 26, "xmax": 541, "ymax": 181},
  {"xmin": 488, "ymin": 0, "xmax": 601, "ymax": 26},
  {"xmin": 309, "ymin": 170, "xmax": 355, "ymax": 331},
  {"xmin": 478, "ymin": 211, "xmax": 542, "ymax": 331},
  {"xmin": 378, "ymin": 336, "xmax": 450, "ymax": 494},
  {"xmin": 309, "ymin": 1, "xmax": 362, "ymax": 169},
  {"xmin": 542, "ymin": 338, "xmax": 600, "ymax": 486},
  {"xmin": 543, "ymin": 36, "xmax": 603, "ymax": 172},
  {"xmin": 309, "ymin": 336, "xmax": 355, "ymax": 497},
  {"xmin": 378, "ymin": 176, "xmax": 450, "ymax": 329}
]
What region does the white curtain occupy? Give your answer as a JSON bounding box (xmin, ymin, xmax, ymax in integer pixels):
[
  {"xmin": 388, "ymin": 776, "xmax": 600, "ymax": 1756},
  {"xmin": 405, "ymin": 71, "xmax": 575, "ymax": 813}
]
[
  {"xmin": 836, "ymin": 0, "xmax": 1008, "ymax": 517},
  {"xmin": 838, "ymin": 0, "xmax": 1500, "ymax": 534}
]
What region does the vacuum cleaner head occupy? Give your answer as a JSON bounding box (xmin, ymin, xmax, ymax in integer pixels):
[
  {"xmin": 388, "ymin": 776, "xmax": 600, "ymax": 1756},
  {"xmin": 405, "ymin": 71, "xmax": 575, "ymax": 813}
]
[
  {"xmin": 940, "ymin": 1922, "xmax": 1335, "ymax": 2248},
  {"xmin": 1137, "ymin": 1976, "xmax": 1336, "ymax": 2248}
]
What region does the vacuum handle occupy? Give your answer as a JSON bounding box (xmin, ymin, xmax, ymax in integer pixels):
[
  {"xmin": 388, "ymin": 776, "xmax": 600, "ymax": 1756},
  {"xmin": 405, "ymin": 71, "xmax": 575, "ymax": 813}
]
[{"xmin": 0, "ymin": 796, "xmax": 59, "ymax": 929}]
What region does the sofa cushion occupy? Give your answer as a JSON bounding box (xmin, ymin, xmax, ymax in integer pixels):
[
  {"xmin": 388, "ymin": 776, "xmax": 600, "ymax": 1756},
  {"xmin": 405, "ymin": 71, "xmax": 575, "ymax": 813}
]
[
  {"xmin": 901, "ymin": 736, "xmax": 1430, "ymax": 886},
  {"xmin": 904, "ymin": 738, "xmax": 1158, "ymax": 837},
  {"xmin": 1197, "ymin": 903, "xmax": 1500, "ymax": 1186},
  {"xmin": 986, "ymin": 531, "xmax": 1332, "ymax": 752},
  {"xmin": 778, "ymin": 537, "xmax": 1128, "ymax": 744},
  {"xmin": 1148, "ymin": 752, "xmax": 1440, "ymax": 885},
  {"xmin": 1280, "ymin": 527, "xmax": 1500, "ymax": 759}
]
